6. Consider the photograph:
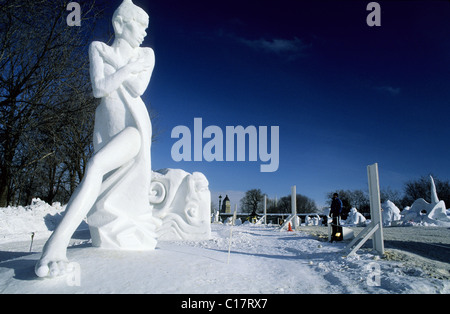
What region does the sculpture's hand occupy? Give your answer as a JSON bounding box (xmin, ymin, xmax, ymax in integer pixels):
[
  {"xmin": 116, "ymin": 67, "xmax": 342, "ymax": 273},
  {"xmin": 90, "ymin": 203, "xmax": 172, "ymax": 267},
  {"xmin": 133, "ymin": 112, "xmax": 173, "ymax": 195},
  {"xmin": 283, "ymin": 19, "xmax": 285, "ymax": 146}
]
[
  {"xmin": 121, "ymin": 52, "xmax": 155, "ymax": 97},
  {"xmin": 126, "ymin": 57, "xmax": 153, "ymax": 75}
]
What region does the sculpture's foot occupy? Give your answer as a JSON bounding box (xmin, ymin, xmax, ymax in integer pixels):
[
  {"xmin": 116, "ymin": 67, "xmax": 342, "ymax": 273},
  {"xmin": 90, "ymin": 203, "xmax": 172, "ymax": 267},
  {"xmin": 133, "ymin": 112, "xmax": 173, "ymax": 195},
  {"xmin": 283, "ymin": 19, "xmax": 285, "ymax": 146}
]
[
  {"xmin": 35, "ymin": 258, "xmax": 71, "ymax": 278},
  {"xmin": 35, "ymin": 242, "xmax": 70, "ymax": 278}
]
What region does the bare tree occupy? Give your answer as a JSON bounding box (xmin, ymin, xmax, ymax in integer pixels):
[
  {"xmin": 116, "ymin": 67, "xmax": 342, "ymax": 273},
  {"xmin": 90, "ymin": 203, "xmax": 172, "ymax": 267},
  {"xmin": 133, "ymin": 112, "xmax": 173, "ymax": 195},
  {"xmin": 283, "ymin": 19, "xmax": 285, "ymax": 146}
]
[
  {"xmin": 240, "ymin": 189, "xmax": 265, "ymax": 215},
  {"xmin": 0, "ymin": 0, "xmax": 105, "ymax": 206},
  {"xmin": 271, "ymin": 194, "xmax": 317, "ymax": 214},
  {"xmin": 276, "ymin": 196, "xmax": 291, "ymax": 214}
]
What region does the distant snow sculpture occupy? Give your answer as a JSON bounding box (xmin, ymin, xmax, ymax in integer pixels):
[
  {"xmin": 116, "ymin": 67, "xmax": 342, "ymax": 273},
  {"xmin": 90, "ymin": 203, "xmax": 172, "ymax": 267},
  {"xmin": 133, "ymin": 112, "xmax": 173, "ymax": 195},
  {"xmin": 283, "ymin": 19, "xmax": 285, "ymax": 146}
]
[
  {"xmin": 311, "ymin": 215, "xmax": 320, "ymax": 226},
  {"xmin": 401, "ymin": 176, "xmax": 450, "ymax": 226},
  {"xmin": 304, "ymin": 215, "xmax": 311, "ymax": 226},
  {"xmin": 304, "ymin": 215, "xmax": 320, "ymax": 226},
  {"xmin": 35, "ymin": 0, "xmax": 210, "ymax": 278},
  {"xmin": 212, "ymin": 209, "xmax": 220, "ymax": 223},
  {"xmin": 345, "ymin": 207, "xmax": 367, "ymax": 226},
  {"xmin": 381, "ymin": 200, "xmax": 401, "ymax": 226},
  {"xmin": 150, "ymin": 169, "xmax": 211, "ymax": 241}
]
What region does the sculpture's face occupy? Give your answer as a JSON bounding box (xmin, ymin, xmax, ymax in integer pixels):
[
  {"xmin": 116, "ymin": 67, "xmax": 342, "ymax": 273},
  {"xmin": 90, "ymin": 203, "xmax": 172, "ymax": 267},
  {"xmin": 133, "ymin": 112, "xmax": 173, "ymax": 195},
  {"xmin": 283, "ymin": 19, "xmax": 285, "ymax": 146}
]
[
  {"xmin": 184, "ymin": 173, "xmax": 211, "ymax": 227},
  {"xmin": 120, "ymin": 17, "xmax": 148, "ymax": 48},
  {"xmin": 112, "ymin": 0, "xmax": 149, "ymax": 48}
]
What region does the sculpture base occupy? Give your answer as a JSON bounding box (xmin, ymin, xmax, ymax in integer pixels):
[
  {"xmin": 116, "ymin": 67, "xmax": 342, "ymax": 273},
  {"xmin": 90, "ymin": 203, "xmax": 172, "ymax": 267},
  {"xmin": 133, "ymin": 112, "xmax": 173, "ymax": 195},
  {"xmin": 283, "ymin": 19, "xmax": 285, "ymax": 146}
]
[
  {"xmin": 86, "ymin": 168, "xmax": 211, "ymax": 248},
  {"xmin": 88, "ymin": 206, "xmax": 158, "ymax": 250}
]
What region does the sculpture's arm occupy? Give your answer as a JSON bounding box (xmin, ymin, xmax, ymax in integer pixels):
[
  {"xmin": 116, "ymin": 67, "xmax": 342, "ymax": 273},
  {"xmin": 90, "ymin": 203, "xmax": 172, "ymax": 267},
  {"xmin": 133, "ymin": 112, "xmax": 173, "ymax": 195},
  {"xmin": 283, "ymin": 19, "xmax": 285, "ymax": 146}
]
[
  {"xmin": 122, "ymin": 48, "xmax": 155, "ymax": 98},
  {"xmin": 89, "ymin": 42, "xmax": 150, "ymax": 98}
]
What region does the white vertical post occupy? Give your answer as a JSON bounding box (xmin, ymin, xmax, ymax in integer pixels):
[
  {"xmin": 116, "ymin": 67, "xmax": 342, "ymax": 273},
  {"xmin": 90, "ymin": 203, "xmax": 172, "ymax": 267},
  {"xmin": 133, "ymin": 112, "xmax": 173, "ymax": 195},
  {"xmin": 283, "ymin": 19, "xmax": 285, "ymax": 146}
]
[
  {"xmin": 345, "ymin": 163, "xmax": 385, "ymax": 256},
  {"xmin": 263, "ymin": 195, "xmax": 267, "ymax": 225},
  {"xmin": 367, "ymin": 163, "xmax": 384, "ymax": 255},
  {"xmin": 291, "ymin": 185, "xmax": 297, "ymax": 229},
  {"xmin": 227, "ymin": 209, "xmax": 237, "ymax": 264}
]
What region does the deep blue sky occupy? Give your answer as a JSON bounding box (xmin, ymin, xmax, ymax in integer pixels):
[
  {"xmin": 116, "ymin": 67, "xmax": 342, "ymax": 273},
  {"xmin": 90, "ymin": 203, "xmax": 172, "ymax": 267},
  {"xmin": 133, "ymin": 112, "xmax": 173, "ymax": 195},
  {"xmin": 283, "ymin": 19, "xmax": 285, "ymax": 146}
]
[{"xmin": 94, "ymin": 0, "xmax": 450, "ymax": 208}]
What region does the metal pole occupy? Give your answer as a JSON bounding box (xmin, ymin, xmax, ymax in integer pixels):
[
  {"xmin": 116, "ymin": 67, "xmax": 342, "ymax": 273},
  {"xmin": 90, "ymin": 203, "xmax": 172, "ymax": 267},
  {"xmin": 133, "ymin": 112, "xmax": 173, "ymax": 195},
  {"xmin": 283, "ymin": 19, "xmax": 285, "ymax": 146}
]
[{"xmin": 29, "ymin": 232, "xmax": 35, "ymax": 252}]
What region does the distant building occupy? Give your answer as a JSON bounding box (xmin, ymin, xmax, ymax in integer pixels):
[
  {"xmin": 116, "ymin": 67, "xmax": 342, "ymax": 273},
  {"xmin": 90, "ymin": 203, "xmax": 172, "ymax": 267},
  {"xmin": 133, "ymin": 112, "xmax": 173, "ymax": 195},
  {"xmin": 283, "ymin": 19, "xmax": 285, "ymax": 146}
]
[{"xmin": 222, "ymin": 195, "xmax": 231, "ymax": 213}]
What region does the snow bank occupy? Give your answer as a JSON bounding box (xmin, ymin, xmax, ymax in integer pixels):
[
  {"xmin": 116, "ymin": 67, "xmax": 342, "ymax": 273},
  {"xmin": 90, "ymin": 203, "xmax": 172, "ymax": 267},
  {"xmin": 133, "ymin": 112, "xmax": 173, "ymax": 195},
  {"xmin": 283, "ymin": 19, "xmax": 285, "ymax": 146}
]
[{"xmin": 0, "ymin": 198, "xmax": 72, "ymax": 243}]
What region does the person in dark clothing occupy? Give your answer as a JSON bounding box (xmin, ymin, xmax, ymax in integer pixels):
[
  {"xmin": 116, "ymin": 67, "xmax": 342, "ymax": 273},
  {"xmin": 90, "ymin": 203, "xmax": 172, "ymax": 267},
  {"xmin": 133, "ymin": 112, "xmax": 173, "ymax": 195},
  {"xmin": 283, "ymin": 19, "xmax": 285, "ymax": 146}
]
[{"xmin": 329, "ymin": 193, "xmax": 343, "ymax": 242}]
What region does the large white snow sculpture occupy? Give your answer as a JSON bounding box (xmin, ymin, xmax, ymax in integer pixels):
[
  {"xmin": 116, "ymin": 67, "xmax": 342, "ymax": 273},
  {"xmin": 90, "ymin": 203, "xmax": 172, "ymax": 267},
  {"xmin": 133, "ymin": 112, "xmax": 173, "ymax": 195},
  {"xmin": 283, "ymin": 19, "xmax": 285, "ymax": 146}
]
[
  {"xmin": 36, "ymin": 0, "xmax": 157, "ymax": 278},
  {"xmin": 35, "ymin": 0, "xmax": 211, "ymax": 278},
  {"xmin": 401, "ymin": 176, "xmax": 450, "ymax": 226}
]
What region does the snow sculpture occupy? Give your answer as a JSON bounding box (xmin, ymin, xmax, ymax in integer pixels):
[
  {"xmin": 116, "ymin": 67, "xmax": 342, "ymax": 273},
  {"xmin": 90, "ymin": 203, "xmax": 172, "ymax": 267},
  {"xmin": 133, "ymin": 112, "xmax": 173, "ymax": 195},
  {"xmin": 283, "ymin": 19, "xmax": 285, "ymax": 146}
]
[
  {"xmin": 311, "ymin": 215, "xmax": 320, "ymax": 226},
  {"xmin": 345, "ymin": 207, "xmax": 367, "ymax": 226},
  {"xmin": 35, "ymin": 0, "xmax": 212, "ymax": 278},
  {"xmin": 35, "ymin": 0, "xmax": 211, "ymax": 278},
  {"xmin": 304, "ymin": 215, "xmax": 311, "ymax": 226},
  {"xmin": 401, "ymin": 176, "xmax": 450, "ymax": 226},
  {"xmin": 150, "ymin": 169, "xmax": 211, "ymax": 241},
  {"xmin": 36, "ymin": 0, "xmax": 157, "ymax": 277},
  {"xmin": 83, "ymin": 0, "xmax": 159, "ymax": 251},
  {"xmin": 212, "ymin": 209, "xmax": 220, "ymax": 223},
  {"xmin": 381, "ymin": 200, "xmax": 401, "ymax": 226}
]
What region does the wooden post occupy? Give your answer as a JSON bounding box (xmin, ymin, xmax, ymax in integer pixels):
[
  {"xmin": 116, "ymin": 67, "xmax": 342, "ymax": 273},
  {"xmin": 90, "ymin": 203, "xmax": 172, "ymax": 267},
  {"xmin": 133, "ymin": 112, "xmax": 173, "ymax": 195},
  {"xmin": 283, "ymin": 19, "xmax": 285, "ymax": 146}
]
[
  {"xmin": 367, "ymin": 163, "xmax": 384, "ymax": 255},
  {"xmin": 345, "ymin": 163, "xmax": 384, "ymax": 256},
  {"xmin": 263, "ymin": 195, "xmax": 267, "ymax": 225}
]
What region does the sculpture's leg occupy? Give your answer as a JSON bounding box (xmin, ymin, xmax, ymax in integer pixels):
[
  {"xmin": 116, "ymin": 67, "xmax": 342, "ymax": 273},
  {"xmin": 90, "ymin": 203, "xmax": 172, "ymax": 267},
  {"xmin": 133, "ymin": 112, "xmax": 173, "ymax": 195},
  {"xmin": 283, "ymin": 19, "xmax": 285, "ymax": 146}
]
[{"xmin": 35, "ymin": 127, "xmax": 141, "ymax": 278}]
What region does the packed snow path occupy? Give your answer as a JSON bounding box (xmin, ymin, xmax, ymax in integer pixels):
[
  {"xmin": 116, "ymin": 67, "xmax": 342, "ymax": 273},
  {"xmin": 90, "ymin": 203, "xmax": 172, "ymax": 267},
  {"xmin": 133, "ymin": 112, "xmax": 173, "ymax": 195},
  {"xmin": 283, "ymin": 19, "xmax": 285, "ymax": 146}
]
[{"xmin": 0, "ymin": 224, "xmax": 448, "ymax": 293}]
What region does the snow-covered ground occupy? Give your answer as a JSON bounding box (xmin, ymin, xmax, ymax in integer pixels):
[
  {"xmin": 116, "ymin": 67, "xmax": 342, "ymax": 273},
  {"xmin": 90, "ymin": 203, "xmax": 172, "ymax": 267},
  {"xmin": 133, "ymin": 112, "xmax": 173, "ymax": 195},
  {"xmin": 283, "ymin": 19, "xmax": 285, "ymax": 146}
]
[{"xmin": 0, "ymin": 200, "xmax": 449, "ymax": 294}]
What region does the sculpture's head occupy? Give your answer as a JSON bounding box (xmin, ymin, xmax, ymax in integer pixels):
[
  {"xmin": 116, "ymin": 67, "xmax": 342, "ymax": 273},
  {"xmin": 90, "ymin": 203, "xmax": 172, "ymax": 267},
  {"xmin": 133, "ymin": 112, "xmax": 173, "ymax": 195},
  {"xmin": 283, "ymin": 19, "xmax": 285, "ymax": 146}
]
[{"xmin": 112, "ymin": 0, "xmax": 149, "ymax": 48}]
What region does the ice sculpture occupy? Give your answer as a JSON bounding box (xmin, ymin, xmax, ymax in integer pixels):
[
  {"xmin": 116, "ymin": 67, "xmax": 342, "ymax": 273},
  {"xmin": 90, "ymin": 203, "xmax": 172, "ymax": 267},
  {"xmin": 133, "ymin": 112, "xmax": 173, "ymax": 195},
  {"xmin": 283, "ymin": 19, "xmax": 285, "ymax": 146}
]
[
  {"xmin": 35, "ymin": 0, "xmax": 157, "ymax": 277},
  {"xmin": 150, "ymin": 169, "xmax": 211, "ymax": 241}
]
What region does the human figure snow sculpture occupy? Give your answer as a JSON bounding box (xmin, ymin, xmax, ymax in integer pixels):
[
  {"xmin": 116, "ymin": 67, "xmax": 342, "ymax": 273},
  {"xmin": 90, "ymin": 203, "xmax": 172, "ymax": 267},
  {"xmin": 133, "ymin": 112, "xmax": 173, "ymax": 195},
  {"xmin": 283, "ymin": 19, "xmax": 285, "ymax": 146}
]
[
  {"xmin": 36, "ymin": 0, "xmax": 212, "ymax": 278},
  {"xmin": 35, "ymin": 0, "xmax": 158, "ymax": 278}
]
